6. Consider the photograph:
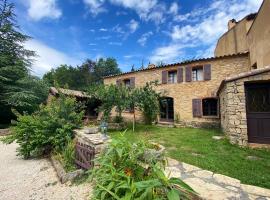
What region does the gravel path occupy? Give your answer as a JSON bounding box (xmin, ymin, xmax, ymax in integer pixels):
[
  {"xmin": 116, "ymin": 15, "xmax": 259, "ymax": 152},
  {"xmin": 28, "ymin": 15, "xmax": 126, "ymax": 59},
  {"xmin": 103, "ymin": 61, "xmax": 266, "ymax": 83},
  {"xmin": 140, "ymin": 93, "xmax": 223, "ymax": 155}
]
[{"xmin": 0, "ymin": 141, "xmax": 92, "ymax": 200}]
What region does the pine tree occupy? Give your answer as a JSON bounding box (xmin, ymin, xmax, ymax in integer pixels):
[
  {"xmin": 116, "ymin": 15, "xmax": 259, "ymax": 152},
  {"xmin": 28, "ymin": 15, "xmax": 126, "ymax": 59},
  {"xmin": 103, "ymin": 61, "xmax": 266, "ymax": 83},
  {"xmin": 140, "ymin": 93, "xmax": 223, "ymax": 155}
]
[{"xmin": 0, "ymin": 0, "xmax": 47, "ymax": 122}]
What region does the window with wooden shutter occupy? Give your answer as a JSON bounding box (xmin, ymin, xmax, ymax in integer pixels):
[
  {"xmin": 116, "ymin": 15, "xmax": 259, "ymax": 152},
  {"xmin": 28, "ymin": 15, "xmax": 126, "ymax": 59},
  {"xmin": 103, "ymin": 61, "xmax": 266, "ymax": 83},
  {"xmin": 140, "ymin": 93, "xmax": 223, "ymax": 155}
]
[
  {"xmin": 192, "ymin": 99, "xmax": 202, "ymax": 117},
  {"xmin": 177, "ymin": 67, "xmax": 183, "ymax": 83},
  {"xmin": 162, "ymin": 71, "xmax": 168, "ymax": 84},
  {"xmin": 203, "ymin": 64, "xmax": 211, "ymax": 80},
  {"xmin": 185, "ymin": 66, "xmax": 192, "ymax": 82},
  {"xmin": 130, "ymin": 77, "xmax": 135, "ymax": 88}
]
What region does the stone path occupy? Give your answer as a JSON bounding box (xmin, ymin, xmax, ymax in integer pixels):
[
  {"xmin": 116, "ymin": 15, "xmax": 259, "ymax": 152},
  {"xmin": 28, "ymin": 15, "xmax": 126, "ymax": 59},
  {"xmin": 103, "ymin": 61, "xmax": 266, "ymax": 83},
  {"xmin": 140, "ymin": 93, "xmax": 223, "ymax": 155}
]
[
  {"xmin": 0, "ymin": 141, "xmax": 92, "ymax": 200},
  {"xmin": 166, "ymin": 158, "xmax": 270, "ymax": 200}
]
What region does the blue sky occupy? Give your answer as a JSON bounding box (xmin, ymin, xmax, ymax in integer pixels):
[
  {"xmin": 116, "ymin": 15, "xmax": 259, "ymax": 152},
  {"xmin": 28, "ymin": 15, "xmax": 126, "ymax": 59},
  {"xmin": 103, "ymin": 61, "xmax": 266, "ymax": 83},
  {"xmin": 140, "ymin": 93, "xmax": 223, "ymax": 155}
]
[{"xmin": 13, "ymin": 0, "xmax": 262, "ymax": 76}]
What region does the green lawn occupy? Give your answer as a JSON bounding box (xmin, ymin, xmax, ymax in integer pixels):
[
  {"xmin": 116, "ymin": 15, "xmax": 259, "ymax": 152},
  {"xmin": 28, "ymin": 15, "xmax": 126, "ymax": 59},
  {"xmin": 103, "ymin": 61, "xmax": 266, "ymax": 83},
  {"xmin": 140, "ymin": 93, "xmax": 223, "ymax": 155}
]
[{"xmin": 110, "ymin": 124, "xmax": 270, "ymax": 189}]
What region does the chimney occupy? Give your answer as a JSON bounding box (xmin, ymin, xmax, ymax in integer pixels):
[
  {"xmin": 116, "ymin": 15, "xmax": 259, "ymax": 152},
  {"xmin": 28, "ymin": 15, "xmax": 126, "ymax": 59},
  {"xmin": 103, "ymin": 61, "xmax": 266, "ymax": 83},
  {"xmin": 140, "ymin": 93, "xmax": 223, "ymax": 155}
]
[
  {"xmin": 228, "ymin": 19, "xmax": 236, "ymax": 30},
  {"xmin": 147, "ymin": 63, "xmax": 156, "ymax": 69}
]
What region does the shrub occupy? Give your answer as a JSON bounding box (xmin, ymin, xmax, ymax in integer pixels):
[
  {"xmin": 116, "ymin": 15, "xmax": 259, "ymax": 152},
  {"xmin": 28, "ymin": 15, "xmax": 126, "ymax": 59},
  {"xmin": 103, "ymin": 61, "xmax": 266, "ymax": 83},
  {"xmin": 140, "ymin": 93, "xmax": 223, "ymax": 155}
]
[
  {"xmin": 3, "ymin": 95, "xmax": 83, "ymax": 158},
  {"xmin": 113, "ymin": 115, "xmax": 124, "ymax": 123},
  {"xmin": 90, "ymin": 134, "xmax": 195, "ymax": 200}
]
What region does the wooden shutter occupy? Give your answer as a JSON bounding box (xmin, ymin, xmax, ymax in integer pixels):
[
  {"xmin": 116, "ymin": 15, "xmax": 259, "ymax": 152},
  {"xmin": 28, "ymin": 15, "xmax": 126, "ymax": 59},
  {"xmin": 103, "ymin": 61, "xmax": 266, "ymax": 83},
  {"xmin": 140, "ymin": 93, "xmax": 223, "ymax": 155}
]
[
  {"xmin": 116, "ymin": 79, "xmax": 121, "ymax": 86},
  {"xmin": 185, "ymin": 66, "xmax": 192, "ymax": 82},
  {"xmin": 162, "ymin": 71, "xmax": 168, "ymax": 84},
  {"xmin": 130, "ymin": 77, "xmax": 135, "ymax": 88},
  {"xmin": 177, "ymin": 67, "xmax": 183, "ymax": 83},
  {"xmin": 204, "ymin": 64, "xmax": 211, "ymax": 80},
  {"xmin": 192, "ymin": 99, "xmax": 202, "ymax": 117}
]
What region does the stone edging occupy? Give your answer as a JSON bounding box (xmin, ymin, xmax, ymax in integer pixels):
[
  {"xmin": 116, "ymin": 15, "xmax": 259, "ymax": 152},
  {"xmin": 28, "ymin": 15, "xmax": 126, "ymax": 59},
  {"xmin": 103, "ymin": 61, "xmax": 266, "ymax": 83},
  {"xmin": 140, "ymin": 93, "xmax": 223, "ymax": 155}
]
[
  {"xmin": 0, "ymin": 129, "xmax": 11, "ymax": 136},
  {"xmin": 166, "ymin": 157, "xmax": 270, "ymax": 199},
  {"xmin": 50, "ymin": 156, "xmax": 84, "ymax": 184}
]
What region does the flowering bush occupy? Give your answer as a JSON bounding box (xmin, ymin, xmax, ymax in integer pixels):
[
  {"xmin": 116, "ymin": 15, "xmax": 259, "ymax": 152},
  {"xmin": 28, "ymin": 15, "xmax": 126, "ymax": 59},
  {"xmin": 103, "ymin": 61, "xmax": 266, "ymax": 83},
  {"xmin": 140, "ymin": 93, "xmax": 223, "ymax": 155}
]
[{"xmin": 90, "ymin": 133, "xmax": 196, "ymax": 199}]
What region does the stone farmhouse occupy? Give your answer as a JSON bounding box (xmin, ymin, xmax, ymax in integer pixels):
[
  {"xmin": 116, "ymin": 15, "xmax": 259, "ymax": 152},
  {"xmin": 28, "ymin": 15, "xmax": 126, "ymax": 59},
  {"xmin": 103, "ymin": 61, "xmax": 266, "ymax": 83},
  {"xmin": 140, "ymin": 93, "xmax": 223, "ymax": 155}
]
[{"xmin": 103, "ymin": 0, "xmax": 270, "ymax": 146}]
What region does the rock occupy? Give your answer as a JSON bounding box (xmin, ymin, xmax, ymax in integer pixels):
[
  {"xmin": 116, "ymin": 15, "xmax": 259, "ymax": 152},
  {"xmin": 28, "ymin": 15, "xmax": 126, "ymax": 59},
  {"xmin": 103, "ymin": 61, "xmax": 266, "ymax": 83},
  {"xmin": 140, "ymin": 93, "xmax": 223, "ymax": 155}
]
[
  {"xmin": 246, "ymin": 155, "xmax": 261, "ymax": 161},
  {"xmin": 192, "ymin": 170, "xmax": 213, "ymax": 179},
  {"xmin": 241, "ymin": 184, "xmax": 270, "ymax": 197},
  {"xmin": 0, "ymin": 128, "xmax": 10, "ymax": 136},
  {"xmin": 191, "ymin": 152, "xmax": 204, "ymax": 157},
  {"xmin": 212, "ymin": 136, "xmax": 225, "ymax": 140},
  {"xmin": 83, "ymin": 127, "xmax": 99, "ymax": 134},
  {"xmin": 213, "ymin": 173, "xmax": 241, "ymax": 187}
]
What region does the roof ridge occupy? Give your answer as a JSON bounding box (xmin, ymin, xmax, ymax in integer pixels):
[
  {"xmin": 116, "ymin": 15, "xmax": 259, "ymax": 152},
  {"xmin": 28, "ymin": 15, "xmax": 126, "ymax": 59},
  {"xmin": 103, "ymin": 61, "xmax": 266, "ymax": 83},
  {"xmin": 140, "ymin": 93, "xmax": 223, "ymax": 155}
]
[{"xmin": 103, "ymin": 51, "xmax": 249, "ymax": 79}]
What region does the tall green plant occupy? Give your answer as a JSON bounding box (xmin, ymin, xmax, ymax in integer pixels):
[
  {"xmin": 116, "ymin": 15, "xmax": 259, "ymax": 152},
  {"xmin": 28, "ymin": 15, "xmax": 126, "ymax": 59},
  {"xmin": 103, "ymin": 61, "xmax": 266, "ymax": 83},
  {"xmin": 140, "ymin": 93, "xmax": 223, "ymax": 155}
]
[
  {"xmin": 133, "ymin": 81, "xmax": 160, "ymax": 125},
  {"xmin": 90, "ymin": 134, "xmax": 195, "ymax": 199},
  {"xmin": 3, "ymin": 95, "xmax": 83, "ymax": 158}
]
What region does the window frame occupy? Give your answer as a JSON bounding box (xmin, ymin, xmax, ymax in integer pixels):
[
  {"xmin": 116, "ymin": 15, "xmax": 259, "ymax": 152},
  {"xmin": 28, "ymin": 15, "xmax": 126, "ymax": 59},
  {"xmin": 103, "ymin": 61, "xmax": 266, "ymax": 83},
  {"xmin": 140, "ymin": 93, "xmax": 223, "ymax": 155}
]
[
  {"xmin": 123, "ymin": 78, "xmax": 131, "ymax": 87},
  {"xmin": 167, "ymin": 70, "xmax": 177, "ymax": 84},
  {"xmin": 202, "ymin": 97, "xmax": 219, "ymax": 118},
  {"xmin": 191, "ymin": 66, "xmax": 204, "ymax": 82}
]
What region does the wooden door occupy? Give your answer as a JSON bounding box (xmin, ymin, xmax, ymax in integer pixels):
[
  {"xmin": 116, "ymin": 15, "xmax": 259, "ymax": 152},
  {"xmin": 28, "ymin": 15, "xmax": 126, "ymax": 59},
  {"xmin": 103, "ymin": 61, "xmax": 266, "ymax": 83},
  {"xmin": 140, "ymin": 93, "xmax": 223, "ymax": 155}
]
[{"xmin": 245, "ymin": 83, "xmax": 270, "ymax": 144}]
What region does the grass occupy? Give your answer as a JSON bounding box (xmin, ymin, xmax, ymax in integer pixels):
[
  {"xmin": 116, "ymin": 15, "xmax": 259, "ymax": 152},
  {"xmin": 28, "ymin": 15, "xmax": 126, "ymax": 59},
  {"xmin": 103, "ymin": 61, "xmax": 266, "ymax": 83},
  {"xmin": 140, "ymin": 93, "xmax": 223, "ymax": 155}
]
[{"xmin": 110, "ymin": 124, "xmax": 270, "ymax": 189}]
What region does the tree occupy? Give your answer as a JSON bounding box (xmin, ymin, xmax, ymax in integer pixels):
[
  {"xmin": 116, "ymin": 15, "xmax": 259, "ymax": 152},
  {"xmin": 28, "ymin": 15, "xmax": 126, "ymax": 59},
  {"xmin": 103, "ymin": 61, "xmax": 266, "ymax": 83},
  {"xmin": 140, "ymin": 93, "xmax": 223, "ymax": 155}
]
[
  {"xmin": 93, "ymin": 57, "xmax": 121, "ymax": 83},
  {"xmin": 43, "ymin": 57, "xmax": 121, "ymax": 90},
  {"xmin": 133, "ymin": 81, "xmax": 160, "ymax": 125},
  {"xmin": 0, "ymin": 0, "xmax": 48, "ymax": 123}
]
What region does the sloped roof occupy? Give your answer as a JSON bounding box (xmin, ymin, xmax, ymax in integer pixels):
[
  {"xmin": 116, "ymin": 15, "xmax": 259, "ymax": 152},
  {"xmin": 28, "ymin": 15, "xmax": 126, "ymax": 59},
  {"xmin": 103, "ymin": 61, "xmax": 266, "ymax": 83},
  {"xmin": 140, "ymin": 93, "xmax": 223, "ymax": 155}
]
[
  {"xmin": 49, "ymin": 87, "xmax": 91, "ymax": 98},
  {"xmin": 103, "ymin": 51, "xmax": 249, "ymax": 79},
  {"xmin": 217, "ymin": 66, "xmax": 270, "ymax": 95}
]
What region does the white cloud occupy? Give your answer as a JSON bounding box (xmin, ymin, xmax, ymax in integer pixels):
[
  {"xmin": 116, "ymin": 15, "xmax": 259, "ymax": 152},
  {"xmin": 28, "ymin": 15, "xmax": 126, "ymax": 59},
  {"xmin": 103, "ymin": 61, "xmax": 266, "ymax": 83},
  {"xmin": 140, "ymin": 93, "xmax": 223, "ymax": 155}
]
[
  {"xmin": 89, "ymin": 43, "xmax": 97, "ymax": 45},
  {"xmin": 27, "ymin": 0, "xmax": 62, "ymax": 21},
  {"xmin": 169, "ymin": 2, "xmax": 178, "ymax": 15},
  {"xmin": 109, "ymin": 42, "xmax": 122, "ymax": 45},
  {"xmin": 99, "ymin": 28, "xmax": 108, "ymax": 31},
  {"xmin": 137, "ymin": 31, "xmax": 153, "ymax": 46},
  {"xmin": 96, "ymin": 36, "xmax": 111, "ymax": 40},
  {"xmin": 150, "ymin": 0, "xmax": 263, "ymax": 63},
  {"xmin": 150, "ymin": 44, "xmax": 183, "ymax": 63},
  {"xmin": 128, "ymin": 19, "xmax": 139, "ymax": 33},
  {"xmin": 83, "ymin": 0, "xmax": 106, "ymax": 15},
  {"xmin": 25, "ymin": 39, "xmax": 81, "ymax": 76}
]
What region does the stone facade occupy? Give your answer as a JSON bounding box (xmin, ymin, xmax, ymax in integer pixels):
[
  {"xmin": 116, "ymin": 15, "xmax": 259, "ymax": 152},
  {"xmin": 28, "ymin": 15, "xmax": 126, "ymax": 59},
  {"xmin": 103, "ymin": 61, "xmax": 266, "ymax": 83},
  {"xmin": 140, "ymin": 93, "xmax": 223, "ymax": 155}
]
[
  {"xmin": 218, "ymin": 67, "xmax": 270, "ymax": 146},
  {"xmin": 104, "ymin": 54, "xmax": 250, "ymax": 127}
]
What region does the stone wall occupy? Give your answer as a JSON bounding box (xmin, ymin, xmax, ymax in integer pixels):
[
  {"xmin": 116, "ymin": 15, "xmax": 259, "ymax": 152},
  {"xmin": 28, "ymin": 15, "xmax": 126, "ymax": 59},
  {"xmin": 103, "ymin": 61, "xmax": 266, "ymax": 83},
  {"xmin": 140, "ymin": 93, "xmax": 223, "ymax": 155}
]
[
  {"xmin": 219, "ymin": 69, "xmax": 270, "ymax": 146},
  {"xmin": 104, "ymin": 54, "xmax": 250, "ymax": 127}
]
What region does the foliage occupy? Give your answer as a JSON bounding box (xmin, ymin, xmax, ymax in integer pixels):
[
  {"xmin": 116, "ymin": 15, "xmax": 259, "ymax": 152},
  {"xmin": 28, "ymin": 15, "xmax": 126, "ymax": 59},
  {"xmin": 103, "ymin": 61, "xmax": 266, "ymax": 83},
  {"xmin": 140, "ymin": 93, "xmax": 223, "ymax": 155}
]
[
  {"xmin": 0, "ymin": 0, "xmax": 48, "ymax": 122},
  {"xmin": 55, "ymin": 139, "xmax": 76, "ymax": 172},
  {"xmin": 133, "ymin": 81, "xmax": 160, "ymax": 124},
  {"xmin": 91, "ymin": 133, "xmax": 194, "ymax": 200},
  {"xmin": 113, "ymin": 115, "xmax": 124, "ymax": 123},
  {"xmin": 110, "ymin": 124, "xmax": 270, "ymax": 189},
  {"xmin": 89, "ymin": 84, "xmax": 130, "ymax": 122},
  {"xmin": 2, "ymin": 95, "xmax": 83, "ymax": 158},
  {"xmin": 43, "ymin": 58, "xmax": 121, "ymax": 90}
]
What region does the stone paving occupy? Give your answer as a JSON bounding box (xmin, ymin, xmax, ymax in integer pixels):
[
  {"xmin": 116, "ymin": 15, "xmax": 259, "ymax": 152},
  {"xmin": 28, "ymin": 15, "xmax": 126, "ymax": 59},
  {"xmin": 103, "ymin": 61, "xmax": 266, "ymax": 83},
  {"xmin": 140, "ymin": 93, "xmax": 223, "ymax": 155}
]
[{"xmin": 166, "ymin": 158, "xmax": 270, "ymax": 200}]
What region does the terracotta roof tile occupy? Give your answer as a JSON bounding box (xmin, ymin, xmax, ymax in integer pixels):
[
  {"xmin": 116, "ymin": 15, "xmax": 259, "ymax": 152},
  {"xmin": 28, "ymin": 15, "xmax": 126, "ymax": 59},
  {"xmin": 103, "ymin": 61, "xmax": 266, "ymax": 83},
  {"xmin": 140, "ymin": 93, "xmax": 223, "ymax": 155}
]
[{"xmin": 103, "ymin": 51, "xmax": 249, "ymax": 79}]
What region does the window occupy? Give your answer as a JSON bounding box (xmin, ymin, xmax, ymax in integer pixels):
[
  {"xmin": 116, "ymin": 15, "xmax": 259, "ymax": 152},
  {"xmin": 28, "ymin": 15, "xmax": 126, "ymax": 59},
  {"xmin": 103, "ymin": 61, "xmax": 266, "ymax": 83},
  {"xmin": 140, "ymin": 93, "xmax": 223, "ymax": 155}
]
[
  {"xmin": 123, "ymin": 79, "xmax": 131, "ymax": 87},
  {"xmin": 192, "ymin": 67, "xmax": 203, "ymax": 81},
  {"xmin": 202, "ymin": 98, "xmax": 218, "ymax": 116},
  {"xmin": 168, "ymin": 71, "xmax": 177, "ymax": 83}
]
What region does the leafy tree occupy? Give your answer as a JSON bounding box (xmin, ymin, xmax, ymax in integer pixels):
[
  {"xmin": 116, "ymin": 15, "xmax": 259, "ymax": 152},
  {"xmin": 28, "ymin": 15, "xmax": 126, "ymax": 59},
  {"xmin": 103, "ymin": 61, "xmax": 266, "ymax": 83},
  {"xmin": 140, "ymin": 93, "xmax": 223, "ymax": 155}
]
[
  {"xmin": 43, "ymin": 57, "xmax": 121, "ymax": 90},
  {"xmin": 0, "ymin": 0, "xmax": 48, "ymax": 123},
  {"xmin": 93, "ymin": 57, "xmax": 121, "ymax": 83},
  {"xmin": 133, "ymin": 81, "xmax": 160, "ymax": 125}
]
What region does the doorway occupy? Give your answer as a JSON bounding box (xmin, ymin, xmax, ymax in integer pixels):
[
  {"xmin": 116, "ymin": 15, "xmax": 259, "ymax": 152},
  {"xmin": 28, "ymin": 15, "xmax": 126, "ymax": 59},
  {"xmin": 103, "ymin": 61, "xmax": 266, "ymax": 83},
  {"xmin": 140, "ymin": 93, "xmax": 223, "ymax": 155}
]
[
  {"xmin": 160, "ymin": 97, "xmax": 174, "ymax": 122},
  {"xmin": 245, "ymin": 82, "xmax": 270, "ymax": 144}
]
